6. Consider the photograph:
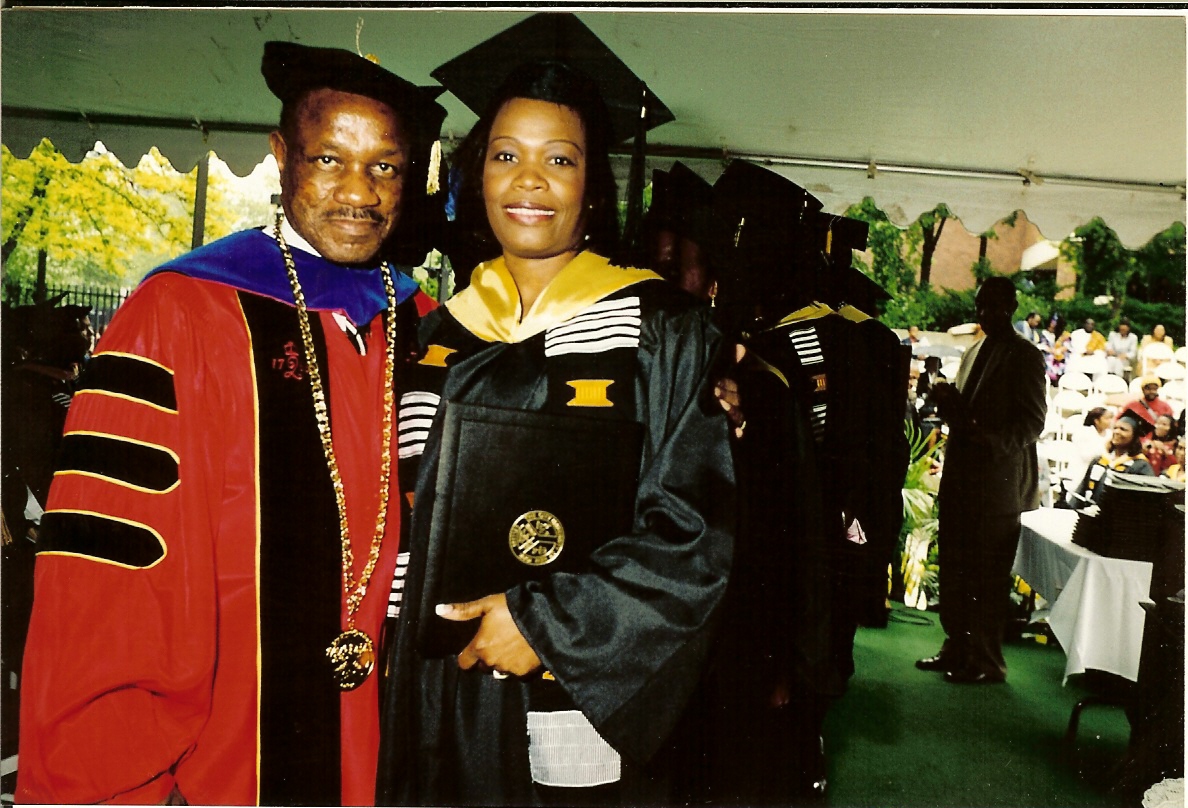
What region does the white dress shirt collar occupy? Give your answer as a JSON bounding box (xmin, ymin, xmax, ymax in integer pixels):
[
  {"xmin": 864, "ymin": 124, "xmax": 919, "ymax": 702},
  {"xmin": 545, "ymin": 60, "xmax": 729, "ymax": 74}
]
[{"xmin": 281, "ymin": 216, "xmax": 321, "ymax": 259}]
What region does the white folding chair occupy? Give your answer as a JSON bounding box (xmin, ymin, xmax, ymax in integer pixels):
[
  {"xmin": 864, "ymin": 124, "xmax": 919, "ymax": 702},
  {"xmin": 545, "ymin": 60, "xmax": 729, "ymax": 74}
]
[
  {"xmin": 1092, "ymin": 373, "xmax": 1129, "ymax": 397},
  {"xmin": 1155, "ymin": 361, "xmax": 1185, "ymax": 381},
  {"xmin": 1068, "ymin": 353, "xmax": 1108, "ymax": 377},
  {"xmin": 1058, "ymin": 371, "xmax": 1093, "ymax": 393},
  {"xmin": 1060, "ymin": 414, "xmax": 1085, "ymax": 441},
  {"xmin": 1040, "ymin": 410, "xmax": 1063, "ymax": 441},
  {"xmin": 1140, "ymin": 342, "xmax": 1174, "ymax": 376},
  {"xmin": 1162, "ymin": 379, "xmax": 1187, "ymax": 412},
  {"xmin": 1036, "ymin": 440, "xmax": 1081, "ymax": 505},
  {"xmin": 1053, "ymin": 389, "xmax": 1088, "ymax": 417}
]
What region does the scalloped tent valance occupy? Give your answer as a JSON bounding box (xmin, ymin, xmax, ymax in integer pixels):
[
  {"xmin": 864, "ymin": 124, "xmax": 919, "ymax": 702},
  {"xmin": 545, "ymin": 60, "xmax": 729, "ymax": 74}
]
[{"xmin": 3, "ymin": 8, "xmax": 1184, "ymax": 248}]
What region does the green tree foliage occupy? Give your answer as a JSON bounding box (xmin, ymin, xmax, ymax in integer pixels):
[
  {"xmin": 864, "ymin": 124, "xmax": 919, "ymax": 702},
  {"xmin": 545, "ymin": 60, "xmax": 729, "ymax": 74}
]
[
  {"xmin": 1056, "ymin": 218, "xmax": 1185, "ymax": 341},
  {"xmin": 843, "ymin": 198, "xmax": 1182, "ymax": 337},
  {"xmin": 845, "ymin": 197, "xmax": 924, "ymax": 326},
  {"xmin": 970, "ymin": 255, "xmax": 994, "ymax": 283},
  {"xmin": 1061, "ymin": 218, "xmax": 1134, "ymax": 318},
  {"xmin": 2, "ymin": 140, "xmax": 239, "ymax": 289},
  {"xmin": 845, "ymin": 198, "xmax": 978, "ymax": 330},
  {"xmin": 1130, "ymin": 221, "xmax": 1186, "ymax": 306}
]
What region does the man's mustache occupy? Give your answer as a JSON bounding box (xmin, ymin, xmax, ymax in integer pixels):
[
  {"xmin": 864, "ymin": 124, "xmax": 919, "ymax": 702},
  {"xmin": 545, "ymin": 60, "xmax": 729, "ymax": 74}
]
[{"xmin": 324, "ymin": 208, "xmax": 384, "ymax": 223}]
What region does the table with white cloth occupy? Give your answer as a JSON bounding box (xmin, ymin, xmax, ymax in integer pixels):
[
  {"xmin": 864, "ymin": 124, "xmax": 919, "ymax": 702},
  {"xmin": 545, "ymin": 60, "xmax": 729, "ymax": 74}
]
[{"xmin": 1012, "ymin": 507, "xmax": 1153, "ymax": 683}]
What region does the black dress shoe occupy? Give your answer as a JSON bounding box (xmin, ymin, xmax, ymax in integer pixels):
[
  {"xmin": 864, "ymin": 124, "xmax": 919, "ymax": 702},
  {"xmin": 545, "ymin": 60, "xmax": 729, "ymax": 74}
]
[
  {"xmin": 915, "ymin": 654, "xmax": 953, "ymax": 672},
  {"xmin": 943, "ymin": 667, "xmax": 1005, "ymax": 685}
]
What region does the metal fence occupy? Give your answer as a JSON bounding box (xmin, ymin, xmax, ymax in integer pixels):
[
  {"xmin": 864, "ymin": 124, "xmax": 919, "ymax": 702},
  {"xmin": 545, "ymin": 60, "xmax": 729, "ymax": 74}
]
[{"xmin": 2, "ymin": 280, "xmax": 131, "ymax": 334}]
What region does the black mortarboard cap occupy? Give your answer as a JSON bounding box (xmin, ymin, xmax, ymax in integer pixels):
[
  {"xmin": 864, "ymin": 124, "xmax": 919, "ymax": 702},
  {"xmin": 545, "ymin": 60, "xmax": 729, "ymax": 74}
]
[
  {"xmin": 710, "ymin": 161, "xmax": 830, "ymax": 318},
  {"xmin": 430, "ymin": 13, "xmax": 673, "ymax": 144},
  {"xmin": 713, "ymin": 160, "xmax": 824, "ymax": 261},
  {"xmin": 384, "ymin": 88, "xmax": 451, "ymax": 266},
  {"xmin": 649, "ymin": 169, "xmax": 673, "ymax": 227},
  {"xmin": 666, "ymin": 162, "xmax": 716, "ymax": 240},
  {"xmin": 262, "ymin": 41, "xmax": 446, "ymax": 149},
  {"xmin": 827, "ymin": 265, "xmax": 892, "ymax": 316},
  {"xmin": 1116, "ymin": 412, "xmax": 1155, "ymax": 440}
]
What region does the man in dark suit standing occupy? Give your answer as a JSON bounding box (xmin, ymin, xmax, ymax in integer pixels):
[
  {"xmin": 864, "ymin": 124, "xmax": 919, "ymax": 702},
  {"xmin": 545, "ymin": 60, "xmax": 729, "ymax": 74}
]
[{"xmin": 916, "ymin": 277, "xmax": 1046, "ymax": 684}]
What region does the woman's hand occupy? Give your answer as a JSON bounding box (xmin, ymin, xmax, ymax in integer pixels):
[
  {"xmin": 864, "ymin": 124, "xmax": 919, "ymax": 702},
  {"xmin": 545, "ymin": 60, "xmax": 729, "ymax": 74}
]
[
  {"xmin": 713, "ymin": 343, "xmax": 747, "ymax": 438},
  {"xmin": 437, "ymin": 594, "xmax": 542, "ymax": 676}
]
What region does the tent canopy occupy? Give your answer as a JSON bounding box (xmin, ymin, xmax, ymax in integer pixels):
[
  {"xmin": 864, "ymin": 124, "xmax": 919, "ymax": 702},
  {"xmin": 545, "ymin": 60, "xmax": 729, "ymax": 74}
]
[{"xmin": 3, "ymin": 8, "xmax": 1185, "ymax": 247}]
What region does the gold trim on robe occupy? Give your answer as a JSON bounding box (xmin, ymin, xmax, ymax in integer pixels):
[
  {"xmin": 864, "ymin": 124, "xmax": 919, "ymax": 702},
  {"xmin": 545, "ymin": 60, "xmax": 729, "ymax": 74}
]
[{"xmin": 445, "ymin": 252, "xmax": 660, "ymax": 344}]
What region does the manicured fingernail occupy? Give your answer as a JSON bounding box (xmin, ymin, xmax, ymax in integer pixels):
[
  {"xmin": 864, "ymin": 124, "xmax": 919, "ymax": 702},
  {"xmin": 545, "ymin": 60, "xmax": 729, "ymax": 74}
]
[{"xmin": 435, "ymin": 604, "xmax": 451, "ymax": 616}]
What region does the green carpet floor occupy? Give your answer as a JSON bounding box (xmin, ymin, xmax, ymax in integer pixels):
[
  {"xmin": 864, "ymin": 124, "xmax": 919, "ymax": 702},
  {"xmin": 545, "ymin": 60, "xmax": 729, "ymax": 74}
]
[{"xmin": 824, "ymin": 605, "xmax": 1132, "ymax": 808}]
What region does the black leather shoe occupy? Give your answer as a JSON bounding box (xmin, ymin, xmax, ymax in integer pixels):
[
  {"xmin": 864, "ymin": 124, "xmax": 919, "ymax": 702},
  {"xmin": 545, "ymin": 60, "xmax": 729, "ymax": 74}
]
[
  {"xmin": 943, "ymin": 667, "xmax": 1005, "ymax": 685},
  {"xmin": 915, "ymin": 654, "xmax": 952, "ymax": 672}
]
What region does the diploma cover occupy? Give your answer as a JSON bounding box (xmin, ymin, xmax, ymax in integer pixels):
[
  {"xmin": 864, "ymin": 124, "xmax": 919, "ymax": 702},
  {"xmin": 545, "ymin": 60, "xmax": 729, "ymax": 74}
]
[{"xmin": 418, "ymin": 402, "xmax": 644, "ymax": 658}]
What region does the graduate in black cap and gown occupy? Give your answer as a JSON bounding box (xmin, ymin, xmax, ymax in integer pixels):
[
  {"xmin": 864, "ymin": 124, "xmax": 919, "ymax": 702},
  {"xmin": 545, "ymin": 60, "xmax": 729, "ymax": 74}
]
[
  {"xmin": 702, "ymin": 160, "xmax": 908, "ymax": 805},
  {"xmin": 641, "ymin": 162, "xmax": 721, "ymax": 303},
  {"xmin": 376, "ymin": 50, "xmax": 734, "ymax": 807},
  {"xmin": 1066, "ymin": 412, "xmax": 1155, "ymax": 509},
  {"xmin": 17, "ymin": 42, "xmax": 444, "ymax": 805}
]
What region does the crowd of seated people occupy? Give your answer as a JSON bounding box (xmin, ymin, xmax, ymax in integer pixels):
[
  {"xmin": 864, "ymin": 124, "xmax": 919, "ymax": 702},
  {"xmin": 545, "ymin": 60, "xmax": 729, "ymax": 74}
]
[
  {"xmin": 901, "ymin": 321, "xmax": 1185, "ymax": 508},
  {"xmin": 1037, "ymin": 315, "xmax": 1178, "ymax": 387}
]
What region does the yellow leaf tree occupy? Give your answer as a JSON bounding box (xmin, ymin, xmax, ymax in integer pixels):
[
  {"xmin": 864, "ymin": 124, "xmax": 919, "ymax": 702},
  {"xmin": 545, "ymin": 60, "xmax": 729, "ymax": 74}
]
[{"xmin": 3, "ymin": 140, "xmax": 240, "ymax": 289}]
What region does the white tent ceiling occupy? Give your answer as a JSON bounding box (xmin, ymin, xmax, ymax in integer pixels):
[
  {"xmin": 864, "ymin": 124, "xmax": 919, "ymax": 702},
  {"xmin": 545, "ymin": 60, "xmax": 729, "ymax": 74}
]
[{"xmin": 2, "ymin": 7, "xmax": 1185, "ymax": 247}]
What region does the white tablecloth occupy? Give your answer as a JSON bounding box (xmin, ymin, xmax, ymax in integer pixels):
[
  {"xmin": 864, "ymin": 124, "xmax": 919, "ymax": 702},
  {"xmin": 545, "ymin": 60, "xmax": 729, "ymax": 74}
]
[{"xmin": 1012, "ymin": 507, "xmax": 1153, "ymax": 683}]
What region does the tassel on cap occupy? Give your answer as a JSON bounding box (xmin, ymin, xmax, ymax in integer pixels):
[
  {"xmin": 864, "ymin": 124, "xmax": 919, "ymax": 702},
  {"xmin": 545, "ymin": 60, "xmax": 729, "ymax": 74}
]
[{"xmin": 427, "ymin": 140, "xmax": 442, "ymax": 195}]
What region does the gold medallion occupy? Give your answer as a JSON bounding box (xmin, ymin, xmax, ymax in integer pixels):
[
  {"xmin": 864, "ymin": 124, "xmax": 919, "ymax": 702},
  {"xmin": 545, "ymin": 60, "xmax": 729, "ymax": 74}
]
[
  {"xmin": 509, "ymin": 510, "xmax": 565, "ymax": 566},
  {"xmin": 326, "ymin": 628, "xmax": 376, "ymax": 690}
]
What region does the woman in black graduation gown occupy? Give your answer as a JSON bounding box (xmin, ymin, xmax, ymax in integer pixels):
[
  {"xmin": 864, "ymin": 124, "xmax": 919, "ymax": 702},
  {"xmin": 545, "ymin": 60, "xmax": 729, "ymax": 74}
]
[
  {"xmin": 377, "ymin": 61, "xmax": 735, "ymax": 806},
  {"xmin": 1066, "ymin": 413, "xmax": 1155, "ymax": 509}
]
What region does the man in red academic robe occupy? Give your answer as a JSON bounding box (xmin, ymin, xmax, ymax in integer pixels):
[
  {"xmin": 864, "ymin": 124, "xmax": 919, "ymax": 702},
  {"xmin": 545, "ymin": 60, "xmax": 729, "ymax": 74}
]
[
  {"xmin": 16, "ymin": 42, "xmax": 442, "ymax": 805},
  {"xmin": 1118, "ymin": 374, "xmax": 1176, "ymax": 427}
]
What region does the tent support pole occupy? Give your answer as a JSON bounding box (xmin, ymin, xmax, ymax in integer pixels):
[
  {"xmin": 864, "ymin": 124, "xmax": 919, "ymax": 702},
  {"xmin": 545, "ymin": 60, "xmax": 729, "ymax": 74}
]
[
  {"xmin": 191, "ymin": 152, "xmax": 210, "ymax": 250},
  {"xmin": 35, "ymin": 249, "xmax": 48, "ymax": 305}
]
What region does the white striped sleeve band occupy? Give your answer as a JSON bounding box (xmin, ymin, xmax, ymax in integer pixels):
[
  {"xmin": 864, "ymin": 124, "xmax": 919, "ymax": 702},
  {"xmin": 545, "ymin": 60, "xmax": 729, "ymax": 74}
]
[
  {"xmin": 387, "ymin": 552, "xmax": 411, "ymax": 619},
  {"xmin": 789, "ymin": 327, "xmax": 824, "ymax": 365},
  {"xmin": 545, "ymin": 297, "xmax": 641, "ymax": 358},
  {"xmin": 398, "ymin": 391, "xmax": 441, "ymax": 459}
]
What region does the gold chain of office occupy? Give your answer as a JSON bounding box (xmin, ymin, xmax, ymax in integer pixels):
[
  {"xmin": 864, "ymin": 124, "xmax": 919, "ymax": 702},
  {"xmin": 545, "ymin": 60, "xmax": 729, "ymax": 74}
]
[{"xmin": 273, "ymin": 215, "xmax": 396, "ymax": 690}]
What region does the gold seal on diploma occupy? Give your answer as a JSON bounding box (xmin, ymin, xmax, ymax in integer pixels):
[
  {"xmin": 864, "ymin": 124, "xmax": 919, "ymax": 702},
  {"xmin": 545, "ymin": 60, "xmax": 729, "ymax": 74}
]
[{"xmin": 509, "ymin": 510, "xmax": 565, "ymax": 566}]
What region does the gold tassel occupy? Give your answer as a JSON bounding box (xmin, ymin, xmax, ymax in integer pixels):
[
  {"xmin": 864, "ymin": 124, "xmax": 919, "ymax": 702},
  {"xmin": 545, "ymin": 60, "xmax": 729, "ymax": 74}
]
[{"xmin": 426, "ymin": 140, "xmax": 442, "ymax": 195}]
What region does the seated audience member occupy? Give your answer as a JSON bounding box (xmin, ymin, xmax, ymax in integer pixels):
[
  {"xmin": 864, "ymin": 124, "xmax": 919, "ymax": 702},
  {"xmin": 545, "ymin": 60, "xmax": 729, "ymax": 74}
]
[
  {"xmin": 1070, "ymin": 318, "xmax": 1103, "ymax": 357},
  {"xmin": 1143, "ymin": 414, "xmax": 1178, "ymax": 476},
  {"xmin": 1066, "ymin": 414, "xmax": 1154, "ymax": 509},
  {"xmin": 914, "ymin": 356, "xmax": 946, "ymax": 433},
  {"xmin": 1162, "ymin": 439, "xmax": 1186, "ymax": 482},
  {"xmin": 1068, "ymin": 407, "xmax": 1113, "ymax": 489},
  {"xmin": 1015, "ymin": 311, "xmax": 1042, "ymax": 344},
  {"xmin": 1105, "ymin": 317, "xmax": 1138, "ymax": 378},
  {"xmin": 902, "ymin": 325, "xmax": 928, "ymax": 347},
  {"xmin": 1140, "ymin": 323, "xmax": 1175, "ymax": 353},
  {"xmin": 1138, "ymin": 323, "xmax": 1176, "ymax": 376},
  {"xmin": 1038, "ymin": 315, "xmax": 1069, "ymax": 385},
  {"xmin": 918, "ymin": 355, "xmax": 946, "ymax": 394},
  {"xmin": 1118, "ymin": 375, "xmax": 1176, "ymax": 427}
]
